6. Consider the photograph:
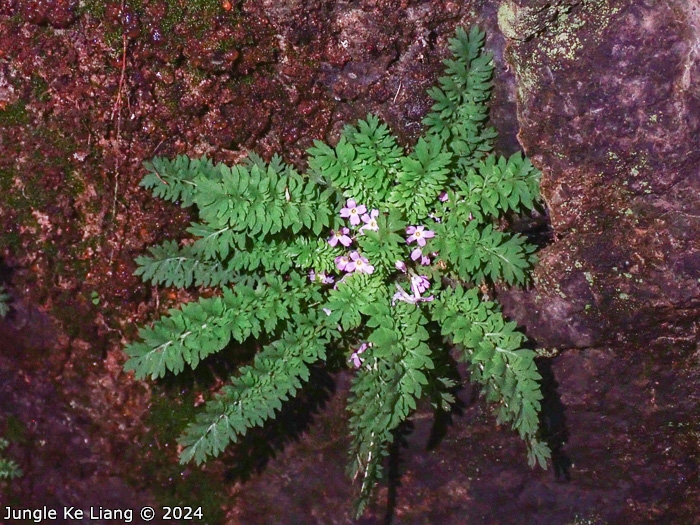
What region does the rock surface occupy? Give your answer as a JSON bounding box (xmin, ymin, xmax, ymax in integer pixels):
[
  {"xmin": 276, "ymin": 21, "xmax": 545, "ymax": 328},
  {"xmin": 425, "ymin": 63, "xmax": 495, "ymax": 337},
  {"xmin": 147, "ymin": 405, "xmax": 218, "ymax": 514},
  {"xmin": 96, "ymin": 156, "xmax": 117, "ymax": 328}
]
[
  {"xmin": 496, "ymin": 0, "xmax": 700, "ymax": 350},
  {"xmin": 0, "ymin": 0, "xmax": 698, "ymax": 524}
]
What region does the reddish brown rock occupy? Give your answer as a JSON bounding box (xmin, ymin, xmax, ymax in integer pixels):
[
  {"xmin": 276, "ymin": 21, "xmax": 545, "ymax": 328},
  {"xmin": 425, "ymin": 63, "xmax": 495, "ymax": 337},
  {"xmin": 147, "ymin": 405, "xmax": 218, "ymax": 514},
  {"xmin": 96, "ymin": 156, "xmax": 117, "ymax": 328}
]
[{"xmin": 1, "ymin": 1, "xmax": 699, "ymax": 524}]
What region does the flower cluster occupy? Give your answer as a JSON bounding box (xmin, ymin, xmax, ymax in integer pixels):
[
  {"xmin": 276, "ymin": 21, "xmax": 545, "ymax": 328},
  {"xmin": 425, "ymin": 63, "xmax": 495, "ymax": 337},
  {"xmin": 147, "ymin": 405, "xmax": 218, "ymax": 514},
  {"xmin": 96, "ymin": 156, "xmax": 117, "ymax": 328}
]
[
  {"xmin": 393, "ymin": 222, "xmax": 436, "ymax": 304},
  {"xmin": 329, "ymin": 199, "xmax": 379, "ymax": 275},
  {"xmin": 328, "ymin": 199, "xmax": 439, "ymax": 363},
  {"xmin": 327, "ymin": 199, "xmax": 440, "ymax": 305}
]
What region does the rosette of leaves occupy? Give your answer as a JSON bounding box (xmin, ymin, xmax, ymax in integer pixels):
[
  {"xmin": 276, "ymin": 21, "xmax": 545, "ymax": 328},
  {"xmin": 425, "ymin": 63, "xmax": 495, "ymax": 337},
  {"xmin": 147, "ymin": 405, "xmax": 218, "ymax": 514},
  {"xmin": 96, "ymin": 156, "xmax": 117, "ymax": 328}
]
[{"xmin": 124, "ymin": 27, "xmax": 550, "ymax": 516}]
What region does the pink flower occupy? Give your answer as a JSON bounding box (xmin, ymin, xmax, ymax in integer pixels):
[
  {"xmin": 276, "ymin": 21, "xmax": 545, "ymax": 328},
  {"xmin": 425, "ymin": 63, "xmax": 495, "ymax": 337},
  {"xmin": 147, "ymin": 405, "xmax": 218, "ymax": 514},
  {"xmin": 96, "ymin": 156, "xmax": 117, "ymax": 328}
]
[
  {"xmin": 406, "ymin": 225, "xmax": 435, "ymax": 247},
  {"xmin": 340, "ymin": 199, "xmax": 367, "ymax": 226},
  {"xmin": 392, "ymin": 283, "xmax": 435, "ymax": 305},
  {"xmin": 395, "ymin": 260, "xmax": 407, "ymax": 273},
  {"xmin": 420, "ymin": 255, "xmax": 431, "ymax": 266},
  {"xmin": 329, "ymin": 227, "xmax": 352, "ymax": 247},
  {"xmin": 346, "ymin": 251, "xmax": 374, "ymax": 274},
  {"xmin": 411, "ymin": 274, "xmax": 430, "ymax": 295},
  {"xmin": 439, "ymin": 191, "xmax": 449, "ymax": 202},
  {"xmin": 350, "ymin": 342, "xmax": 369, "ymax": 368},
  {"xmin": 359, "ymin": 209, "xmax": 379, "ymax": 233},
  {"xmin": 410, "ymin": 247, "xmax": 422, "ymax": 261},
  {"xmin": 335, "ymin": 255, "xmax": 351, "ymax": 272},
  {"xmin": 309, "ymin": 270, "xmax": 335, "ymax": 284}
]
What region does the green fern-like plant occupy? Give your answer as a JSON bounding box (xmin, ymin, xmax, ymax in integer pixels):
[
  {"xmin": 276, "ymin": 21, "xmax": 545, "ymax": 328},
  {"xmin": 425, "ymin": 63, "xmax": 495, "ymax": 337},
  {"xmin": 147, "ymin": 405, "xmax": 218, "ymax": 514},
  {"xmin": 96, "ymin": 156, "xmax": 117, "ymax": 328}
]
[
  {"xmin": 124, "ymin": 26, "xmax": 549, "ymax": 516},
  {"xmin": 0, "ymin": 437, "xmax": 21, "ymax": 480},
  {"xmin": 0, "ymin": 285, "xmax": 10, "ymax": 319}
]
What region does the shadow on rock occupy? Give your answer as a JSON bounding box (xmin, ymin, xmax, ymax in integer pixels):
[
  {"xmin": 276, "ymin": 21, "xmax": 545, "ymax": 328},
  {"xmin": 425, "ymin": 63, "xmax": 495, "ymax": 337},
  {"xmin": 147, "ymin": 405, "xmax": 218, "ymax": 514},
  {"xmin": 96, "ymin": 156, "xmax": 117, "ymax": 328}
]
[
  {"xmin": 537, "ymin": 356, "xmax": 571, "ymax": 482},
  {"xmin": 222, "ymin": 365, "xmax": 336, "ymax": 484}
]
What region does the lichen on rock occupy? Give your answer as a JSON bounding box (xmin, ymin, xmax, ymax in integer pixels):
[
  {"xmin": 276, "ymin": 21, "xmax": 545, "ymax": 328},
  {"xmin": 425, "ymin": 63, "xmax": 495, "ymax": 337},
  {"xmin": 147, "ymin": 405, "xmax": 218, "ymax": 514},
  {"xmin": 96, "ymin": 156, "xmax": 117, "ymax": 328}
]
[{"xmin": 497, "ymin": 0, "xmax": 700, "ymax": 349}]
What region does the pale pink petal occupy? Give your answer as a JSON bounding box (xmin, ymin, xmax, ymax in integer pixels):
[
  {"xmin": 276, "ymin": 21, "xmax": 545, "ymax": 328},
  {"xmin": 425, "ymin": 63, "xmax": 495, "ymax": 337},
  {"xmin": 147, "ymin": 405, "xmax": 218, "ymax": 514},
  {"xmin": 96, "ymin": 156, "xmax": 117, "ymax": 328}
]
[{"xmin": 335, "ymin": 255, "xmax": 350, "ymax": 271}]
